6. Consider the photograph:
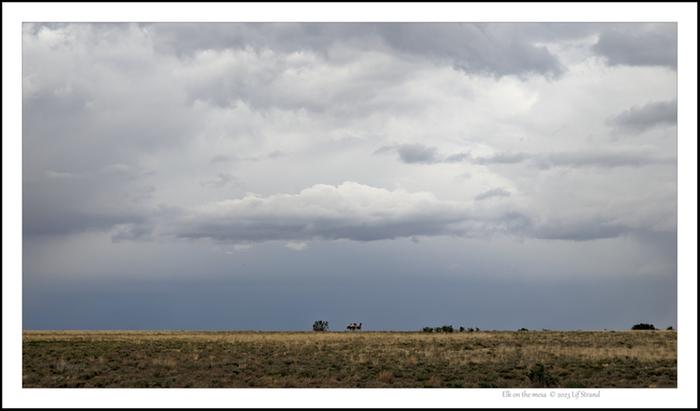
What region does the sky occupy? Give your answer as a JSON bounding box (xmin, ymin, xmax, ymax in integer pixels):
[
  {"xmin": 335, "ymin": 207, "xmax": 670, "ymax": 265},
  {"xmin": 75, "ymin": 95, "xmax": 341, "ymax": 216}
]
[{"xmin": 22, "ymin": 23, "xmax": 677, "ymax": 331}]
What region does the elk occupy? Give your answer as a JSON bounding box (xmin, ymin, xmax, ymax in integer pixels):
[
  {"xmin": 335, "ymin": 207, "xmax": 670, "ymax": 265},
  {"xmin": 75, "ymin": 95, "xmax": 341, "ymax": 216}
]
[{"xmin": 346, "ymin": 322, "xmax": 362, "ymax": 331}]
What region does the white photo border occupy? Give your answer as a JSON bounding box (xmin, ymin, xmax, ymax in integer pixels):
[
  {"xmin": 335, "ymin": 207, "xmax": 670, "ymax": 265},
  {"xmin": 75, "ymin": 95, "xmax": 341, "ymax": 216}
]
[{"xmin": 3, "ymin": 2, "xmax": 697, "ymax": 408}]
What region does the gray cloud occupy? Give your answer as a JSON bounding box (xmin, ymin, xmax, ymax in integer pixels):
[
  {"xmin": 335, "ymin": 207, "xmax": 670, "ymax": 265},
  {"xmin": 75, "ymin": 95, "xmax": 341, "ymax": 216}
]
[
  {"xmin": 532, "ymin": 219, "xmax": 628, "ymax": 241},
  {"xmin": 148, "ymin": 23, "xmax": 565, "ymax": 78},
  {"xmin": 475, "ymin": 188, "xmax": 511, "ymax": 201},
  {"xmin": 200, "ymin": 172, "xmax": 238, "ymax": 188},
  {"xmin": 607, "ymin": 100, "xmax": 677, "ymax": 132},
  {"xmin": 376, "ymin": 144, "xmax": 468, "ymax": 165},
  {"xmin": 23, "ymin": 166, "xmax": 157, "ymax": 238},
  {"xmin": 23, "ymin": 193, "xmax": 147, "ymax": 237},
  {"xmin": 380, "ymin": 145, "xmax": 674, "ymax": 169},
  {"xmin": 394, "ymin": 144, "xmax": 439, "ymax": 164},
  {"xmin": 593, "ymin": 24, "xmax": 677, "ymax": 69},
  {"xmin": 471, "ymin": 150, "xmax": 675, "ymax": 169},
  {"xmin": 372, "ymin": 23, "xmax": 565, "ymax": 78}
]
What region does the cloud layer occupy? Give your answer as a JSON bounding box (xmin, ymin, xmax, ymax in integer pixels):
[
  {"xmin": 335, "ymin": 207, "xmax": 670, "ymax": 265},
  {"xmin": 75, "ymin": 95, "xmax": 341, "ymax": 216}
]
[{"xmin": 21, "ymin": 22, "xmax": 678, "ymax": 330}]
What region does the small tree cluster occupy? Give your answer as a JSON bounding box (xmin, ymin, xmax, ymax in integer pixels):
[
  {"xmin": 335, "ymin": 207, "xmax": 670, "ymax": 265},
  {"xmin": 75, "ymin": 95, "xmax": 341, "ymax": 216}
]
[
  {"xmin": 313, "ymin": 320, "xmax": 329, "ymax": 332},
  {"xmin": 631, "ymin": 323, "xmax": 655, "ymax": 330},
  {"xmin": 423, "ymin": 325, "xmax": 480, "ymax": 333}
]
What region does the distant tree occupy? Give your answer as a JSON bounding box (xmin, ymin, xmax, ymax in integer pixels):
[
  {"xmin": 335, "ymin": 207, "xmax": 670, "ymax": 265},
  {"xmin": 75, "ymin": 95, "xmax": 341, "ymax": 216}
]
[
  {"xmin": 475, "ymin": 327, "xmax": 480, "ymax": 332},
  {"xmin": 631, "ymin": 323, "xmax": 656, "ymax": 330},
  {"xmin": 422, "ymin": 327, "xmax": 434, "ymax": 333},
  {"xmin": 467, "ymin": 327, "xmax": 475, "ymax": 333},
  {"xmin": 459, "ymin": 326, "xmax": 465, "ymax": 332},
  {"xmin": 313, "ymin": 320, "xmax": 329, "ymax": 332},
  {"xmin": 666, "ymin": 326, "xmax": 674, "ymax": 331},
  {"xmin": 518, "ymin": 328, "xmax": 529, "ymax": 332},
  {"xmin": 441, "ymin": 325, "xmax": 454, "ymax": 333}
]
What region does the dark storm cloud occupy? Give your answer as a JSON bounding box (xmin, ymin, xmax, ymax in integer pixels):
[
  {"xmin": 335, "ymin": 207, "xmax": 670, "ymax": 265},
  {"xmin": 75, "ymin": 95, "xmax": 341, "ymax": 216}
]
[
  {"xmin": 148, "ymin": 23, "xmax": 565, "ymax": 78},
  {"xmin": 607, "ymin": 100, "xmax": 677, "ymax": 132},
  {"xmin": 592, "ymin": 24, "xmax": 677, "ymax": 69}
]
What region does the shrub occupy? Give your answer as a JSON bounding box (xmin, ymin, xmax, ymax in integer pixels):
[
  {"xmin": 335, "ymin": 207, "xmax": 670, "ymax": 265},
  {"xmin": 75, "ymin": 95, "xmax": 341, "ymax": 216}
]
[
  {"xmin": 518, "ymin": 328, "xmax": 529, "ymax": 332},
  {"xmin": 666, "ymin": 326, "xmax": 674, "ymax": 331},
  {"xmin": 631, "ymin": 323, "xmax": 655, "ymax": 330},
  {"xmin": 527, "ymin": 363, "xmax": 558, "ymax": 387},
  {"xmin": 422, "ymin": 327, "xmax": 434, "ymax": 333},
  {"xmin": 312, "ymin": 320, "xmax": 329, "ymax": 332},
  {"xmin": 440, "ymin": 325, "xmax": 454, "ymax": 333},
  {"xmin": 459, "ymin": 326, "xmax": 465, "ymax": 332},
  {"xmin": 377, "ymin": 370, "xmax": 394, "ymax": 384}
]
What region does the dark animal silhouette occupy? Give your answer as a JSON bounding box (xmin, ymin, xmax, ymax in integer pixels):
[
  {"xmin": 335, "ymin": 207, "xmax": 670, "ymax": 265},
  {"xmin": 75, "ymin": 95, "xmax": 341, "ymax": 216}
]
[{"xmin": 346, "ymin": 322, "xmax": 363, "ymax": 331}]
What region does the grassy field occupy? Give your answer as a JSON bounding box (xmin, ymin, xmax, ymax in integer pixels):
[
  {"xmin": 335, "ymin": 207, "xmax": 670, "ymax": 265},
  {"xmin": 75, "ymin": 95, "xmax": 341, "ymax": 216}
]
[{"xmin": 22, "ymin": 330, "xmax": 676, "ymax": 388}]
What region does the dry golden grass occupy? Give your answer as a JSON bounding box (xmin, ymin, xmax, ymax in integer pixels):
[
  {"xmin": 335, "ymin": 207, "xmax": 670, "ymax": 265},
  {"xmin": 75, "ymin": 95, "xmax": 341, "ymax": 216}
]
[{"xmin": 23, "ymin": 330, "xmax": 676, "ymax": 388}]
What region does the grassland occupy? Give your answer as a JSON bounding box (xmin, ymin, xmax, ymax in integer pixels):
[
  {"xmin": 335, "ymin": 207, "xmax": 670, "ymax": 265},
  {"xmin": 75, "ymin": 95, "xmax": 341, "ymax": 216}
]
[{"xmin": 22, "ymin": 330, "xmax": 676, "ymax": 388}]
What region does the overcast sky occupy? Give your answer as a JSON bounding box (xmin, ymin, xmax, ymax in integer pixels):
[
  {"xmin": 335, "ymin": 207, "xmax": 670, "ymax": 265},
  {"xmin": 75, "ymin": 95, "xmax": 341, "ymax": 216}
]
[{"xmin": 22, "ymin": 23, "xmax": 677, "ymax": 331}]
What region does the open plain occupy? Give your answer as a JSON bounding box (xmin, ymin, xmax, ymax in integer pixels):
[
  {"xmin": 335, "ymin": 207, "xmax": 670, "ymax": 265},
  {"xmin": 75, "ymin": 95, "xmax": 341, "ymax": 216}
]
[{"xmin": 22, "ymin": 330, "xmax": 676, "ymax": 388}]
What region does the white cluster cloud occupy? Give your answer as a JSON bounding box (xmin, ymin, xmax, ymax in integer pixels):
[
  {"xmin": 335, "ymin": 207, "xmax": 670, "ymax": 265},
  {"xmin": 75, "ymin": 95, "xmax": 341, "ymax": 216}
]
[{"xmin": 172, "ymin": 182, "xmax": 478, "ymax": 243}]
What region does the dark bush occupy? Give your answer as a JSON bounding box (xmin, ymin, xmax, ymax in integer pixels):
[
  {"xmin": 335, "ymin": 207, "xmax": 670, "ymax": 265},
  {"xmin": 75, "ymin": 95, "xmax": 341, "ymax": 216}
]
[
  {"xmin": 312, "ymin": 320, "xmax": 329, "ymax": 332},
  {"xmin": 527, "ymin": 363, "xmax": 558, "ymax": 387},
  {"xmin": 459, "ymin": 326, "xmax": 465, "ymax": 332},
  {"xmin": 423, "ymin": 325, "xmax": 457, "ymax": 333},
  {"xmin": 666, "ymin": 326, "xmax": 674, "ymax": 331},
  {"xmin": 518, "ymin": 328, "xmax": 529, "ymax": 332},
  {"xmin": 631, "ymin": 323, "xmax": 655, "ymax": 330}
]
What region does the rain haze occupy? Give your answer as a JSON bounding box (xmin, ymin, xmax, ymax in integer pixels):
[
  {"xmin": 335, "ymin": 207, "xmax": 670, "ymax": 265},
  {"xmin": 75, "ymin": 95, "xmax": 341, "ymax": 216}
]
[{"xmin": 22, "ymin": 23, "xmax": 677, "ymax": 331}]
